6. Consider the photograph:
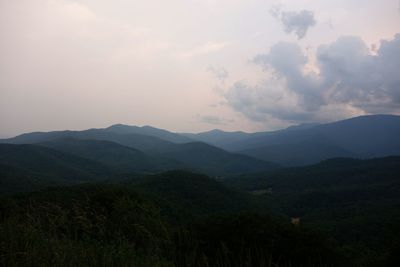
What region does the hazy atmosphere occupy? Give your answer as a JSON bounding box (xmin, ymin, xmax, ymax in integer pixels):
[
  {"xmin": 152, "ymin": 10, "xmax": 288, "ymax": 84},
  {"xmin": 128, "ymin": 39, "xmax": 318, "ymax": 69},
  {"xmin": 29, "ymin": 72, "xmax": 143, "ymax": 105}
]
[
  {"xmin": 2, "ymin": 2, "xmax": 400, "ymax": 266},
  {"xmin": 1, "ymin": 0, "xmax": 399, "ymax": 137}
]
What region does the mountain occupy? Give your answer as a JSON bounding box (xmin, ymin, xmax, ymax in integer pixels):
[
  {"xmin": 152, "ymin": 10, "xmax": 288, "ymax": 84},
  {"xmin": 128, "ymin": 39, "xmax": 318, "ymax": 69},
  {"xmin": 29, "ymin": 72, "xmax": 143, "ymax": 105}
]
[
  {"xmin": 223, "ymin": 156, "xmax": 400, "ymax": 261},
  {"xmin": 0, "ymin": 128, "xmax": 177, "ymax": 154},
  {"xmin": 222, "ymin": 115, "xmax": 400, "ymax": 165},
  {"xmin": 281, "ymin": 123, "xmax": 320, "ymax": 131},
  {"xmin": 307, "ymin": 114, "xmax": 400, "ymax": 157},
  {"xmin": 155, "ymin": 142, "xmax": 278, "ymax": 176},
  {"xmin": 181, "ymin": 129, "xmax": 251, "ymax": 147},
  {"xmin": 0, "ymin": 123, "xmax": 192, "ymax": 145},
  {"xmin": 39, "ymin": 138, "xmax": 183, "ymax": 172},
  {"xmin": 106, "ymin": 124, "xmax": 192, "ymax": 143},
  {"xmin": 0, "ymin": 163, "xmax": 52, "ymax": 193},
  {"xmin": 182, "ymin": 123, "xmax": 321, "ymax": 148},
  {"xmin": 39, "ymin": 138, "xmax": 277, "ymax": 176},
  {"xmin": 0, "ymin": 144, "xmax": 112, "ymax": 193},
  {"xmin": 224, "ymin": 156, "xmax": 400, "ymax": 193},
  {"xmin": 1, "ymin": 127, "xmax": 277, "ymax": 176},
  {"xmin": 121, "ymin": 170, "xmax": 276, "ymax": 221},
  {"xmin": 240, "ymin": 140, "xmax": 355, "ymax": 166},
  {"xmin": 4, "ymin": 114, "xmax": 399, "ymax": 169}
]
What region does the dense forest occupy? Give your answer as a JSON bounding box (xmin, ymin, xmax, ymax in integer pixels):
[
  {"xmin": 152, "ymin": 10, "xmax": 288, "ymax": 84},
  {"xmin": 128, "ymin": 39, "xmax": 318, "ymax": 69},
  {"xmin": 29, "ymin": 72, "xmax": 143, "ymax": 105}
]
[
  {"xmin": 1, "ymin": 167, "xmax": 399, "ymax": 266},
  {"xmin": 1, "ymin": 115, "xmax": 400, "ymax": 266},
  {"xmin": 0, "ymin": 177, "xmax": 352, "ymax": 267}
]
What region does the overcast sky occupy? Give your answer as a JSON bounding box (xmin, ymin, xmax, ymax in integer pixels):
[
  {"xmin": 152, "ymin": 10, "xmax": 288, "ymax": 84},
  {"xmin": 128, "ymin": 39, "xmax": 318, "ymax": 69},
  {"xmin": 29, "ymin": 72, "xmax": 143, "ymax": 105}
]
[{"xmin": 1, "ymin": 0, "xmax": 399, "ymax": 137}]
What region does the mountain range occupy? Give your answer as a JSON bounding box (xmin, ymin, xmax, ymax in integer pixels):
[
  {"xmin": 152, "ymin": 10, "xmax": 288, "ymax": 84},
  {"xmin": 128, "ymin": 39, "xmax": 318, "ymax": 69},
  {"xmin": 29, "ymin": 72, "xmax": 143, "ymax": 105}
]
[
  {"xmin": 2, "ymin": 114, "xmax": 400, "ymax": 169},
  {"xmin": 184, "ymin": 114, "xmax": 400, "ymax": 165},
  {"xmin": 0, "ymin": 124, "xmax": 278, "ymax": 192},
  {"xmin": 1, "ymin": 114, "xmax": 400, "ymax": 266},
  {"xmin": 1, "ymin": 114, "xmax": 399, "ymax": 194}
]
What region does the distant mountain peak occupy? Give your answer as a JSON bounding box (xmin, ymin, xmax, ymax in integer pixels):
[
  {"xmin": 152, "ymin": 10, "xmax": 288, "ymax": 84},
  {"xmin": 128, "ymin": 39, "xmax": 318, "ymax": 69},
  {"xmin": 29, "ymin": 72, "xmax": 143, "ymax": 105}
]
[
  {"xmin": 336, "ymin": 114, "xmax": 400, "ymax": 122},
  {"xmin": 283, "ymin": 123, "xmax": 320, "ymax": 132},
  {"xmin": 107, "ymin": 123, "xmax": 137, "ymax": 129},
  {"xmin": 105, "ymin": 123, "xmax": 192, "ymax": 144},
  {"xmin": 206, "ymin": 129, "xmax": 225, "ymax": 134}
]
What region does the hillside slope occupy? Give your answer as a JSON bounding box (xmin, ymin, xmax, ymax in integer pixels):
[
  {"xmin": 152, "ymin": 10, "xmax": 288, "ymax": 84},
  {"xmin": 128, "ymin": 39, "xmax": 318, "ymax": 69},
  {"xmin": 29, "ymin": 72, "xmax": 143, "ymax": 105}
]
[
  {"xmin": 229, "ymin": 115, "xmax": 400, "ymax": 165},
  {"xmin": 126, "ymin": 170, "xmax": 278, "ymax": 220},
  {"xmin": 224, "ymin": 156, "xmax": 400, "ymax": 255},
  {"xmin": 106, "ymin": 124, "xmax": 192, "ymax": 143},
  {"xmin": 39, "ymin": 138, "xmax": 183, "ymax": 172},
  {"xmin": 0, "ymin": 144, "xmax": 112, "ymax": 193},
  {"xmin": 1, "ymin": 128, "xmax": 278, "ymax": 176},
  {"xmin": 157, "ymin": 142, "xmax": 278, "ymax": 176}
]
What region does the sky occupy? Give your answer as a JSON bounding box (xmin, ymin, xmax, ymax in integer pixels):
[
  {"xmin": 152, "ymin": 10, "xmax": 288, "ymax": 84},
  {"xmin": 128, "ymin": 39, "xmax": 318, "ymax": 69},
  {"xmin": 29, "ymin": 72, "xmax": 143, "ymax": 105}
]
[{"xmin": 1, "ymin": 0, "xmax": 400, "ymax": 137}]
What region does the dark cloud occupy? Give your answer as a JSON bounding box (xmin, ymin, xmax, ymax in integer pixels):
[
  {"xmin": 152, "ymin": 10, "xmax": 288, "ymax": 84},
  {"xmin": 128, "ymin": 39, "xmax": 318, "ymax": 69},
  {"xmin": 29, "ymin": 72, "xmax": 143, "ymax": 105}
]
[
  {"xmin": 317, "ymin": 34, "xmax": 400, "ymax": 112},
  {"xmin": 271, "ymin": 7, "xmax": 316, "ymax": 39},
  {"xmin": 225, "ymin": 33, "xmax": 400, "ymax": 123},
  {"xmin": 254, "ymin": 42, "xmax": 323, "ymax": 111}
]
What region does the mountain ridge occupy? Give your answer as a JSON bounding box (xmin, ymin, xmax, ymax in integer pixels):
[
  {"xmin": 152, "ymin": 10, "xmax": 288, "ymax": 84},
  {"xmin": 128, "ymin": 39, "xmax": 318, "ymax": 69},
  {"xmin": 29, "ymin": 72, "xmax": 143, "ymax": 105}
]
[
  {"xmin": 1, "ymin": 114, "xmax": 399, "ymax": 167},
  {"xmin": 195, "ymin": 114, "xmax": 400, "ymax": 165}
]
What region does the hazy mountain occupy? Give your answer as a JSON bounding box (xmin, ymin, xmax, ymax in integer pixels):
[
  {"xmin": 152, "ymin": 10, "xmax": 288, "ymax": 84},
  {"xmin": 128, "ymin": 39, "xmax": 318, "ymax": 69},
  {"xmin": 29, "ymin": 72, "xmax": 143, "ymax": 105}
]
[
  {"xmin": 3, "ymin": 114, "xmax": 399, "ymax": 169},
  {"xmin": 181, "ymin": 129, "xmax": 251, "ymax": 147},
  {"xmin": 240, "ymin": 141, "xmax": 355, "ymax": 166},
  {"xmin": 222, "ymin": 115, "xmax": 400, "ymax": 165},
  {"xmin": 106, "ymin": 124, "xmax": 192, "ymax": 143},
  {"xmin": 39, "ymin": 138, "xmax": 183, "ymax": 172},
  {"xmin": 182, "ymin": 123, "xmax": 321, "ymax": 148},
  {"xmin": 308, "ymin": 114, "xmax": 400, "ymax": 157},
  {"xmin": 156, "ymin": 141, "xmax": 278, "ymax": 176},
  {"xmin": 1, "ymin": 124, "xmax": 192, "ymax": 145},
  {"xmin": 0, "ymin": 144, "xmax": 112, "ymax": 193},
  {"xmin": 282, "ymin": 122, "xmax": 320, "ymax": 131},
  {"xmin": 182, "ymin": 125, "xmax": 349, "ymax": 166},
  {"xmin": 1, "ymin": 127, "xmax": 277, "ymax": 176},
  {"xmin": 0, "ymin": 128, "xmax": 176, "ymax": 153}
]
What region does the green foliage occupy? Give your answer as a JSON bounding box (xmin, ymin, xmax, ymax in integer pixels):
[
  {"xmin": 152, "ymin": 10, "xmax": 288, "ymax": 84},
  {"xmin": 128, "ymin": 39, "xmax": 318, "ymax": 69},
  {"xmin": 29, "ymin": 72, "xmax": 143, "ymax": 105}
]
[
  {"xmin": 173, "ymin": 213, "xmax": 350, "ymax": 267},
  {"xmin": 40, "ymin": 138, "xmax": 181, "ymax": 173},
  {"xmin": 157, "ymin": 142, "xmax": 278, "ymax": 176},
  {"xmin": 127, "ymin": 170, "xmax": 282, "ymax": 222},
  {"xmin": 0, "ymin": 182, "xmax": 349, "ymax": 267},
  {"xmin": 1, "ymin": 145, "xmax": 399, "ymax": 266},
  {"xmin": 224, "ymin": 156, "xmax": 400, "ymax": 266},
  {"xmin": 0, "ymin": 185, "xmax": 172, "ymax": 266},
  {"xmin": 0, "ymin": 144, "xmax": 113, "ymax": 194}
]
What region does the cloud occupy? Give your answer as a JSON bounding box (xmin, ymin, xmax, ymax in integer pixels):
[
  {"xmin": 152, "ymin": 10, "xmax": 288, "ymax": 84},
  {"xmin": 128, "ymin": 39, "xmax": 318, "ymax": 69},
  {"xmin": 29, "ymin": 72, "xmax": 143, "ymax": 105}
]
[
  {"xmin": 253, "ymin": 42, "xmax": 324, "ymax": 112},
  {"xmin": 317, "ymin": 34, "xmax": 400, "ymax": 112},
  {"xmin": 198, "ymin": 115, "xmax": 225, "ymax": 125},
  {"xmin": 197, "ymin": 115, "xmax": 233, "ymax": 125},
  {"xmin": 207, "ymin": 66, "xmax": 229, "ymax": 83},
  {"xmin": 225, "ymin": 33, "xmax": 400, "ymax": 123},
  {"xmin": 270, "ymin": 7, "xmax": 316, "ymax": 39}
]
